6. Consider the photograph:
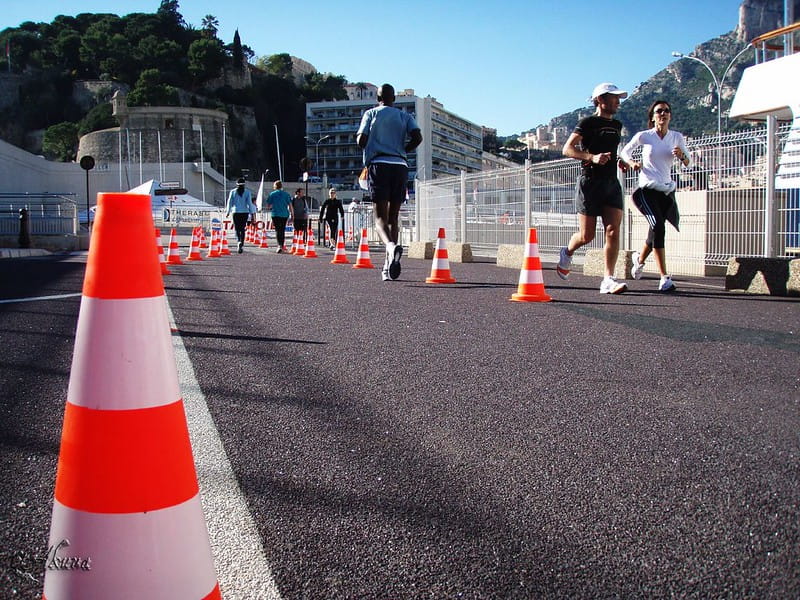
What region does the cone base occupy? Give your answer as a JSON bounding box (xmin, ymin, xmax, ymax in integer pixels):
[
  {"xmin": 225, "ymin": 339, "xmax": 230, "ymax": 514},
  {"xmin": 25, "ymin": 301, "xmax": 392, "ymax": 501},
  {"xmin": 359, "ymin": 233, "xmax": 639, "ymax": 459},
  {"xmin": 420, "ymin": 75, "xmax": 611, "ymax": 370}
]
[
  {"xmin": 303, "ymin": 252, "xmax": 318, "ymax": 258},
  {"xmin": 353, "ymin": 263, "xmax": 375, "ymax": 269},
  {"xmin": 331, "ymin": 257, "xmax": 350, "ymax": 264},
  {"xmin": 186, "ymin": 254, "xmax": 203, "ymax": 261},
  {"xmin": 426, "ymin": 276, "xmax": 456, "ymax": 284},
  {"xmin": 511, "ymin": 292, "xmax": 552, "ymax": 302}
]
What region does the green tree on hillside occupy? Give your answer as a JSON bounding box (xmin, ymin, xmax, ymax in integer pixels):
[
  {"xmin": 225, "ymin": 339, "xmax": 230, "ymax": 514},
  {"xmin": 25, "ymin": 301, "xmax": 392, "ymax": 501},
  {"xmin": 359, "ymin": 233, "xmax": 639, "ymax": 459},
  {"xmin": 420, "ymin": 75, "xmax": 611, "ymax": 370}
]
[
  {"xmin": 188, "ymin": 38, "xmax": 226, "ymax": 84},
  {"xmin": 43, "ymin": 122, "xmax": 78, "ymax": 161},
  {"xmin": 127, "ymin": 68, "xmax": 179, "ymax": 106}
]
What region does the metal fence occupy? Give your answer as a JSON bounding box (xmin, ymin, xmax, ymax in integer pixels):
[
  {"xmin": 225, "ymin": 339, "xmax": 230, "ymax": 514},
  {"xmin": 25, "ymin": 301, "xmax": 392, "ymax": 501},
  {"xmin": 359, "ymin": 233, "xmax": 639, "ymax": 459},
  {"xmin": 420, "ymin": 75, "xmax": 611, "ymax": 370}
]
[
  {"xmin": 0, "ymin": 195, "xmax": 78, "ymax": 236},
  {"xmin": 414, "ymin": 123, "xmax": 798, "ymax": 272}
]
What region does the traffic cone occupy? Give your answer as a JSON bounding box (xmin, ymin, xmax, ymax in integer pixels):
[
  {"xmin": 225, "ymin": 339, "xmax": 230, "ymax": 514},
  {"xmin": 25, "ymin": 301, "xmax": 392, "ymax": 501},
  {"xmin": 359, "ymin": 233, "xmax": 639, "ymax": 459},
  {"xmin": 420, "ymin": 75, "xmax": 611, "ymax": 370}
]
[
  {"xmin": 289, "ymin": 229, "xmax": 298, "ymax": 254},
  {"xmin": 198, "ymin": 228, "xmax": 208, "ymax": 249},
  {"xmin": 347, "ymin": 227, "xmax": 354, "ymax": 245},
  {"xmin": 206, "ymin": 229, "xmax": 220, "ymax": 258},
  {"xmin": 219, "ymin": 230, "xmax": 231, "ymax": 256},
  {"xmin": 155, "ymin": 228, "xmax": 171, "ymax": 275},
  {"xmin": 186, "ymin": 228, "xmax": 203, "ymax": 261},
  {"xmin": 42, "ymin": 192, "xmax": 220, "ymax": 600},
  {"xmin": 425, "ymin": 228, "xmax": 457, "ymax": 284},
  {"xmin": 166, "ymin": 228, "xmax": 183, "ymax": 265},
  {"xmin": 324, "ymin": 223, "xmax": 331, "ymax": 249},
  {"xmin": 331, "ymin": 229, "xmax": 350, "ymax": 264},
  {"xmin": 511, "ymin": 228, "xmax": 552, "ymax": 302},
  {"xmin": 352, "ymin": 228, "xmax": 375, "ymax": 269},
  {"xmin": 304, "ymin": 228, "xmax": 318, "ymax": 258},
  {"xmin": 259, "ymin": 227, "xmax": 269, "ymax": 249},
  {"xmin": 296, "ymin": 229, "xmax": 306, "ymax": 256}
]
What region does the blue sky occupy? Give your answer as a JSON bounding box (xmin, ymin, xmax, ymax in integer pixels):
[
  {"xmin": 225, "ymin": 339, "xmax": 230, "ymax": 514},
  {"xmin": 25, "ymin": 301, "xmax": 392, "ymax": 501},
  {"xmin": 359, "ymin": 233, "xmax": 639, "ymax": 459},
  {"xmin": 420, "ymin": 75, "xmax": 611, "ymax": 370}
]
[{"xmin": 3, "ymin": 0, "xmax": 743, "ymax": 136}]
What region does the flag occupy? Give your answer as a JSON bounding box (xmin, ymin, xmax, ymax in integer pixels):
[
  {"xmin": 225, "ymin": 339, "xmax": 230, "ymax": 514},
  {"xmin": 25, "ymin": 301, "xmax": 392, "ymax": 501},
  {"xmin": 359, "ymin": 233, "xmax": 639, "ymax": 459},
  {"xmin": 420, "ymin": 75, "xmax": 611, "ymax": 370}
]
[{"xmin": 255, "ymin": 174, "xmax": 264, "ymax": 212}]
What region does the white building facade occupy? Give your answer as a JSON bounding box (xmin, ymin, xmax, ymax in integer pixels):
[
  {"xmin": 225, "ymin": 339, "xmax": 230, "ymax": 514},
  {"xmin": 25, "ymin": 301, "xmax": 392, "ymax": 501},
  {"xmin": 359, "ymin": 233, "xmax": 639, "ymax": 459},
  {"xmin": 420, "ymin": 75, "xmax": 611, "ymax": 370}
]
[{"xmin": 305, "ymin": 91, "xmax": 483, "ymax": 190}]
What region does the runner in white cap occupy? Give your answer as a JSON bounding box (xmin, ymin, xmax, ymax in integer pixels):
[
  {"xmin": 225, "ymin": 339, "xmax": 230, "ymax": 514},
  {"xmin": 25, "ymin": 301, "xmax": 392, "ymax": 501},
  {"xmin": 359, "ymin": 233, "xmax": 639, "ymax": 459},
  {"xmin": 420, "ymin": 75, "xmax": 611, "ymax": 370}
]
[{"xmin": 559, "ymin": 82, "xmax": 629, "ymax": 294}]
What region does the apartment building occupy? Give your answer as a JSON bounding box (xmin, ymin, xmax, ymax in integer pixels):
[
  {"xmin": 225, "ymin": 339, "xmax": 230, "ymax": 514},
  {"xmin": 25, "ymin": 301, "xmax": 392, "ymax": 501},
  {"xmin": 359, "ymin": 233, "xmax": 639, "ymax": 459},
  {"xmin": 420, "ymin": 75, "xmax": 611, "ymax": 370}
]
[{"xmin": 305, "ymin": 90, "xmax": 483, "ymax": 189}]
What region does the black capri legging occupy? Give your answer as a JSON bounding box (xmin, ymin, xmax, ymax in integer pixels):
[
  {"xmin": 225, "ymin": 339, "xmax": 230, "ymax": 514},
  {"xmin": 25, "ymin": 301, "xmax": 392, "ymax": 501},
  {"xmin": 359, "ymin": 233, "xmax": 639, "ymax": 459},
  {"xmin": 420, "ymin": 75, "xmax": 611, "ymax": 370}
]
[{"xmin": 632, "ymin": 188, "xmax": 677, "ymax": 249}]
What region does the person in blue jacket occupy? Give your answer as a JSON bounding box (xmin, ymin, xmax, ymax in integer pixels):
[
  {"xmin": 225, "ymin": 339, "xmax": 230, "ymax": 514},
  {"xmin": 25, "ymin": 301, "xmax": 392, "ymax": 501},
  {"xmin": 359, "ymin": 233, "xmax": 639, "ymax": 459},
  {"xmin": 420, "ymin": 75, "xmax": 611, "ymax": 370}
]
[{"xmin": 226, "ymin": 177, "xmax": 256, "ymax": 253}]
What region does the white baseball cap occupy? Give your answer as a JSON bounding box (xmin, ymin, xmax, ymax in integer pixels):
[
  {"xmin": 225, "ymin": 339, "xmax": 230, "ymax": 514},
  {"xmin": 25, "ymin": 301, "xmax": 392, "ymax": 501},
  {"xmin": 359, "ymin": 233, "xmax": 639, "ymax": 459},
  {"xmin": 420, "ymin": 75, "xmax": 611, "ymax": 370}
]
[{"xmin": 591, "ymin": 82, "xmax": 628, "ymax": 101}]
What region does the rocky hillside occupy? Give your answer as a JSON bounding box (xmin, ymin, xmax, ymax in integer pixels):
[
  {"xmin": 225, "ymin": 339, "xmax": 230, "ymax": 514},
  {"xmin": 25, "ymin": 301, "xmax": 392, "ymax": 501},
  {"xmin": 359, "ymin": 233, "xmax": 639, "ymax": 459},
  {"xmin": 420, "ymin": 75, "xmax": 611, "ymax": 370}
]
[{"xmin": 546, "ymin": 0, "xmax": 798, "ymax": 139}]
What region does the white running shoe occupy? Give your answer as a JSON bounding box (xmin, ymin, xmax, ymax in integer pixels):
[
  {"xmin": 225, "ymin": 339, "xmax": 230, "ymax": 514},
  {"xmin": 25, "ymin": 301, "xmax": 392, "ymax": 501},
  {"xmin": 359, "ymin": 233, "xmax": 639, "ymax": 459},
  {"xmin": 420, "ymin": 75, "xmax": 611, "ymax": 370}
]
[
  {"xmin": 658, "ymin": 276, "xmax": 676, "ymax": 292},
  {"xmin": 631, "ymin": 252, "xmax": 644, "ymax": 280},
  {"xmin": 381, "ymin": 268, "xmax": 390, "ymax": 281},
  {"xmin": 556, "ymin": 247, "xmax": 572, "ymax": 280},
  {"xmin": 600, "ymin": 276, "xmax": 627, "ymax": 294}
]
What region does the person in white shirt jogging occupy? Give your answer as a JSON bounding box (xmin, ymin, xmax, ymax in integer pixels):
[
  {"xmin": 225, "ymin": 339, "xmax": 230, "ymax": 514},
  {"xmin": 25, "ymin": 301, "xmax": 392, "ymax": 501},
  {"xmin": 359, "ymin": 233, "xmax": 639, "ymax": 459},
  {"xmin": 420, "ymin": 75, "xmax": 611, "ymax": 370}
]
[{"xmin": 619, "ymin": 99, "xmax": 690, "ymax": 292}]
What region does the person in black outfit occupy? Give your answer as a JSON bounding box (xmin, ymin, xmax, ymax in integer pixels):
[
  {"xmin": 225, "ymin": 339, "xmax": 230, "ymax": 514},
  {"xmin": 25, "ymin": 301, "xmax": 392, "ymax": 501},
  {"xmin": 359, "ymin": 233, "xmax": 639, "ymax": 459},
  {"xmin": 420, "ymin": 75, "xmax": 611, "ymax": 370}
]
[
  {"xmin": 319, "ymin": 188, "xmax": 345, "ymax": 248},
  {"xmin": 558, "ymin": 82, "xmax": 629, "ymax": 295}
]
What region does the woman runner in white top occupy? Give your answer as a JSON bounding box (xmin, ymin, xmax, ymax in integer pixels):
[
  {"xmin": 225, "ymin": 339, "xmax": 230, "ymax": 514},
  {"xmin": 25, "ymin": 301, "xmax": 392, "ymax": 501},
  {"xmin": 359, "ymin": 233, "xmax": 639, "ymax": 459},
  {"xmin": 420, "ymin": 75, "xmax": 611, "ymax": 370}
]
[{"xmin": 620, "ymin": 100, "xmax": 690, "ymax": 292}]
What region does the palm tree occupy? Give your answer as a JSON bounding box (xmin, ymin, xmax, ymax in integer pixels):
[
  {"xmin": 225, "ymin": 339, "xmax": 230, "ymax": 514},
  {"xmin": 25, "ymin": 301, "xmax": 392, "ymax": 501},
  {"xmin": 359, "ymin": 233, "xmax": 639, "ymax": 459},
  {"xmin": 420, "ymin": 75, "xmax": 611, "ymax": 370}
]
[{"xmin": 201, "ymin": 15, "xmax": 219, "ymax": 38}]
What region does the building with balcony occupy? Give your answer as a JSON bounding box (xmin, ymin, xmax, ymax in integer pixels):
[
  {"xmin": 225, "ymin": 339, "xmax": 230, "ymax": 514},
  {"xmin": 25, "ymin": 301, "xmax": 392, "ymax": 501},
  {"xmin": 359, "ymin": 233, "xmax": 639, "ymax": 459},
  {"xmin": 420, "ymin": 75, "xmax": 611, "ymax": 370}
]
[{"xmin": 305, "ymin": 90, "xmax": 483, "ymax": 189}]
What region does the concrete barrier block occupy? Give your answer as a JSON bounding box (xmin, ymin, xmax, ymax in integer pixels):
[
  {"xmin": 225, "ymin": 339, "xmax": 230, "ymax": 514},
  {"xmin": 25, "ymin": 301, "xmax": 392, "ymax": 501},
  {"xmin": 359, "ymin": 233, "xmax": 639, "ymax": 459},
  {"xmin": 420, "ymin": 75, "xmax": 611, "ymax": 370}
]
[
  {"xmin": 496, "ymin": 244, "xmax": 524, "ymax": 269},
  {"xmin": 408, "ymin": 241, "xmax": 433, "ymax": 260},
  {"xmin": 725, "ymin": 257, "xmax": 800, "ymax": 296},
  {"xmin": 583, "ymin": 249, "xmax": 632, "ymax": 279},
  {"xmin": 447, "ymin": 242, "xmax": 473, "ymax": 263}
]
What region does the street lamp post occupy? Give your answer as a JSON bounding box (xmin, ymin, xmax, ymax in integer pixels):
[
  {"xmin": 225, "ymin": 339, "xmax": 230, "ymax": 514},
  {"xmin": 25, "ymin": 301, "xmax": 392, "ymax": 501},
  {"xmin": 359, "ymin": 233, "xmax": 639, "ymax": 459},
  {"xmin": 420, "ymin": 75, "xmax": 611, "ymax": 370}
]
[
  {"xmin": 305, "ymin": 135, "xmax": 330, "ymax": 180},
  {"xmin": 671, "ymin": 46, "xmax": 753, "ymax": 187}
]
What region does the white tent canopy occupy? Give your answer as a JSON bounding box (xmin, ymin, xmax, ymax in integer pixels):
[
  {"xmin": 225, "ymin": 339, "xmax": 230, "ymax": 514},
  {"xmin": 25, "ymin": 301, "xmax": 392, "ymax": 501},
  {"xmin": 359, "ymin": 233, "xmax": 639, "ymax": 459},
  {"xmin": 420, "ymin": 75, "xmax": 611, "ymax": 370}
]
[{"xmin": 127, "ymin": 180, "xmax": 217, "ymax": 210}]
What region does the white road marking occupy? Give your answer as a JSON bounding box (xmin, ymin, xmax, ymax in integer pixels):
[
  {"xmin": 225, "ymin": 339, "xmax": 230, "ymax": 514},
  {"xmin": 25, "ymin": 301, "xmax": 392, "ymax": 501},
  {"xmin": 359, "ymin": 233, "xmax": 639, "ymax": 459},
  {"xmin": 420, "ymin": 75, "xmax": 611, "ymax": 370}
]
[
  {"xmin": 167, "ymin": 302, "xmax": 283, "ymax": 600},
  {"xmin": 0, "ymin": 293, "xmax": 82, "ymax": 304}
]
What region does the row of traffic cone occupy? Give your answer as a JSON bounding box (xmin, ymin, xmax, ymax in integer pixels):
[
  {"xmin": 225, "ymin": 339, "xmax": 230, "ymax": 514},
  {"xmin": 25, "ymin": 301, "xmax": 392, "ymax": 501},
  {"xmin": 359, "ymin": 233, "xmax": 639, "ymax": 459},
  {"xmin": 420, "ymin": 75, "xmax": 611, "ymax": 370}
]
[{"xmin": 159, "ymin": 222, "xmax": 551, "ymax": 302}]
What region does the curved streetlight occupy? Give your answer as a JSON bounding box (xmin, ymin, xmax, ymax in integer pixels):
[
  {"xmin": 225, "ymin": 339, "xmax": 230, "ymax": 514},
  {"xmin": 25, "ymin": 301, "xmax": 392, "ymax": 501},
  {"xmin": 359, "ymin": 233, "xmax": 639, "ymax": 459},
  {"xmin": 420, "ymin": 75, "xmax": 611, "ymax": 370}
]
[
  {"xmin": 304, "ymin": 135, "xmax": 330, "ymax": 180},
  {"xmin": 671, "ymin": 46, "xmax": 753, "ymax": 187},
  {"xmin": 671, "ymin": 45, "xmax": 753, "ymax": 140}
]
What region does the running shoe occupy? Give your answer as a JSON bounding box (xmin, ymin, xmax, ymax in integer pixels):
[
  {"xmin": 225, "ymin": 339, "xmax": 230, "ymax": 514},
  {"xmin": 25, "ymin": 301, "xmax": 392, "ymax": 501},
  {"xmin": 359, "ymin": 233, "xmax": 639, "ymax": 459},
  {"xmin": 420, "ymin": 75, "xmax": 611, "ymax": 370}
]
[
  {"xmin": 658, "ymin": 276, "xmax": 676, "ymax": 292},
  {"xmin": 237, "ymin": 242, "xmax": 243, "ymax": 254},
  {"xmin": 389, "ymin": 244, "xmax": 403, "ymax": 280},
  {"xmin": 631, "ymin": 252, "xmax": 644, "ymax": 280},
  {"xmin": 381, "ymin": 268, "xmax": 390, "ymax": 281},
  {"xmin": 600, "ymin": 277, "xmax": 627, "ymax": 294},
  {"xmin": 556, "ymin": 247, "xmax": 572, "ymax": 280}
]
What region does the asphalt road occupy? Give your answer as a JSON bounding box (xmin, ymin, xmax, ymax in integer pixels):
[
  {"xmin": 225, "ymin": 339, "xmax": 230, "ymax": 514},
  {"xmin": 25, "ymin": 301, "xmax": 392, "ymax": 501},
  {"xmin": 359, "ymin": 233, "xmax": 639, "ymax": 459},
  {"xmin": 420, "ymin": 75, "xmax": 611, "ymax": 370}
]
[{"xmin": 1, "ymin": 246, "xmax": 798, "ymax": 599}]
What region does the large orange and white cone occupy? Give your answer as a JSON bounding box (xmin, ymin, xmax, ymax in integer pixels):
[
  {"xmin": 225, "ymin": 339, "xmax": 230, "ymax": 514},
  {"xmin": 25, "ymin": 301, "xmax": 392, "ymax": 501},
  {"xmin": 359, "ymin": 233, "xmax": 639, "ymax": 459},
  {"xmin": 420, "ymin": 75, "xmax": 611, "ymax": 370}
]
[
  {"xmin": 303, "ymin": 228, "xmax": 318, "ymax": 258},
  {"xmin": 186, "ymin": 228, "xmax": 203, "ymax": 261},
  {"xmin": 166, "ymin": 228, "xmax": 183, "ymax": 265},
  {"xmin": 198, "ymin": 228, "xmax": 208, "ymax": 249},
  {"xmin": 155, "ymin": 228, "xmax": 171, "ymax": 275},
  {"xmin": 425, "ymin": 228, "xmax": 456, "ymax": 284},
  {"xmin": 352, "ymin": 228, "xmax": 375, "ymax": 269},
  {"xmin": 43, "ymin": 192, "xmax": 220, "ymax": 600},
  {"xmin": 511, "ymin": 228, "xmax": 552, "ymax": 302},
  {"xmin": 331, "ymin": 229, "xmax": 350, "ymax": 264}
]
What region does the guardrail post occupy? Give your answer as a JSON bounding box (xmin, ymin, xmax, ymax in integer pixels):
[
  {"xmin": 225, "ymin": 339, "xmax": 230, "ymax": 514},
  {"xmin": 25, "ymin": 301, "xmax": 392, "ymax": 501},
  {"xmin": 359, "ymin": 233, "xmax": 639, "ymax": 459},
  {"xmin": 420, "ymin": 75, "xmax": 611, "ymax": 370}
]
[
  {"xmin": 765, "ymin": 115, "xmax": 777, "ymax": 257},
  {"xmin": 18, "ymin": 208, "xmax": 31, "ymax": 248},
  {"xmin": 460, "ymin": 170, "xmax": 467, "ymax": 243},
  {"xmin": 524, "ymin": 159, "xmax": 531, "ymax": 233}
]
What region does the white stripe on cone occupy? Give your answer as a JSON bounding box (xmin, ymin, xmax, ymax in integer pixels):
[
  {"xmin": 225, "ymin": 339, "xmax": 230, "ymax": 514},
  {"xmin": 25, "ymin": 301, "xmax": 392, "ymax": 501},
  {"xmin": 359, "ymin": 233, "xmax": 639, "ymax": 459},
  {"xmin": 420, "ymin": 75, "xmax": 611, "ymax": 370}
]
[
  {"xmin": 44, "ymin": 495, "xmax": 217, "ymax": 600},
  {"xmin": 68, "ymin": 297, "xmax": 179, "ymax": 411}
]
